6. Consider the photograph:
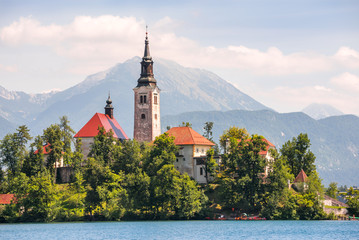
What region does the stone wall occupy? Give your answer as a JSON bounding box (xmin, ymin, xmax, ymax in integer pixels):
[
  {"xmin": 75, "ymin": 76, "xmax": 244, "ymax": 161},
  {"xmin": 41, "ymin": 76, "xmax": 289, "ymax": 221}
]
[{"xmin": 323, "ymin": 207, "xmax": 348, "ymax": 216}]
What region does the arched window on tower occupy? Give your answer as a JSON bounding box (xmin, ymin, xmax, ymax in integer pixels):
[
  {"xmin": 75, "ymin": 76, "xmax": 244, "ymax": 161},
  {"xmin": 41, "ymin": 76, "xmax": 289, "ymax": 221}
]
[
  {"xmin": 154, "ymin": 95, "xmax": 158, "ymax": 105},
  {"xmin": 144, "ymin": 95, "xmax": 147, "ymax": 103},
  {"xmin": 141, "ymin": 114, "xmax": 146, "ymax": 119},
  {"xmin": 140, "ymin": 95, "xmax": 143, "ymax": 103}
]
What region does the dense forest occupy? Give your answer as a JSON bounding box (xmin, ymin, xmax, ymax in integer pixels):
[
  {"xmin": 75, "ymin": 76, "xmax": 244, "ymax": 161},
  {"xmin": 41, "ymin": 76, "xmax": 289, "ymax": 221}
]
[{"xmin": 0, "ymin": 117, "xmax": 358, "ymax": 222}]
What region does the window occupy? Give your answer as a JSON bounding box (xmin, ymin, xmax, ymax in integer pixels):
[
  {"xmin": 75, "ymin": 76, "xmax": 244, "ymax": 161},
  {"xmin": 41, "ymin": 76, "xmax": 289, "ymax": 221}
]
[
  {"xmin": 141, "ymin": 114, "xmax": 146, "ymax": 119},
  {"xmin": 202, "ymin": 148, "xmax": 204, "ymax": 153},
  {"xmin": 183, "ymin": 158, "xmax": 185, "ymax": 161},
  {"xmin": 154, "ymin": 95, "xmax": 158, "ymax": 104},
  {"xmin": 196, "ymin": 148, "xmax": 199, "ymax": 153},
  {"xmin": 200, "ymin": 168, "xmax": 203, "ymax": 175},
  {"xmin": 140, "ymin": 95, "xmax": 143, "ymax": 103},
  {"xmin": 176, "ymin": 159, "xmax": 178, "ymax": 162},
  {"xmin": 155, "ymin": 114, "xmax": 157, "ymax": 120},
  {"xmin": 144, "ymin": 95, "xmax": 147, "ymax": 103}
]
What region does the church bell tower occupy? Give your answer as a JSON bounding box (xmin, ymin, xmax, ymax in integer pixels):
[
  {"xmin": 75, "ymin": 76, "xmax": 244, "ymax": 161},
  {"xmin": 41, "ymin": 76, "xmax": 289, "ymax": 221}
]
[{"xmin": 133, "ymin": 30, "xmax": 161, "ymax": 142}]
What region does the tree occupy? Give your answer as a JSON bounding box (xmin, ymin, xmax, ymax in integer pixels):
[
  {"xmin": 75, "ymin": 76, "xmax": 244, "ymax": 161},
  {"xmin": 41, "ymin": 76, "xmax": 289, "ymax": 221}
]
[
  {"xmin": 280, "ymin": 133, "xmax": 316, "ymax": 177},
  {"xmin": 151, "ymin": 164, "xmax": 205, "ymax": 219},
  {"xmin": 83, "ymin": 157, "xmax": 127, "ymax": 220},
  {"xmin": 42, "ymin": 124, "xmax": 63, "ymax": 178},
  {"xmin": 219, "ymin": 126, "xmax": 249, "ymax": 152},
  {"xmin": 22, "ymin": 135, "xmax": 45, "ymax": 177},
  {"xmin": 179, "ymin": 122, "xmax": 192, "ymax": 128},
  {"xmin": 261, "ymin": 150, "xmax": 294, "ymax": 219},
  {"xmin": 59, "ymin": 116, "xmax": 75, "ymax": 165},
  {"xmin": 326, "ymin": 182, "xmax": 339, "ymax": 199},
  {"xmin": 89, "ymin": 126, "xmax": 121, "ymax": 167},
  {"xmin": 4, "ymin": 171, "xmax": 56, "ymax": 222},
  {"xmin": 218, "ymin": 127, "xmax": 268, "ymax": 212},
  {"xmin": 204, "ymin": 148, "xmax": 217, "ymax": 184},
  {"xmin": 203, "ymin": 122, "xmax": 214, "ymax": 142},
  {"xmin": 112, "ymin": 139, "xmax": 142, "ymax": 174},
  {"xmin": 346, "ymin": 187, "xmax": 359, "ymax": 216},
  {"xmin": 124, "ymin": 169, "xmax": 151, "ymax": 217},
  {"xmin": 0, "ymin": 125, "xmax": 32, "ymax": 178},
  {"xmin": 143, "ymin": 133, "xmax": 178, "ymax": 176}
]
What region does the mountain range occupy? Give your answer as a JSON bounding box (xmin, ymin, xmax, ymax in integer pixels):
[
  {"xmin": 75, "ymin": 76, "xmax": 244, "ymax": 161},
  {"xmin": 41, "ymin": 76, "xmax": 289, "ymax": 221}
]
[
  {"xmin": 0, "ymin": 57, "xmax": 358, "ymax": 185},
  {"xmin": 0, "ymin": 57, "xmax": 268, "ymax": 138},
  {"xmin": 302, "ymin": 103, "xmax": 344, "ymax": 120}
]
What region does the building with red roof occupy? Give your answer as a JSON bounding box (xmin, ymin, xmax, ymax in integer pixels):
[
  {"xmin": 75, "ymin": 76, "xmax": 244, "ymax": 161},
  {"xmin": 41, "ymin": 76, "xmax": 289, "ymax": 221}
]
[
  {"xmin": 0, "ymin": 194, "xmax": 15, "ymax": 205},
  {"xmin": 166, "ymin": 127, "xmax": 216, "ymax": 183},
  {"xmin": 34, "ymin": 143, "xmax": 64, "ymax": 168},
  {"xmin": 294, "ymin": 169, "xmax": 308, "ymax": 183},
  {"xmin": 74, "ymin": 95, "xmax": 128, "ymax": 158},
  {"xmin": 259, "ymin": 138, "xmax": 276, "ymax": 177}
]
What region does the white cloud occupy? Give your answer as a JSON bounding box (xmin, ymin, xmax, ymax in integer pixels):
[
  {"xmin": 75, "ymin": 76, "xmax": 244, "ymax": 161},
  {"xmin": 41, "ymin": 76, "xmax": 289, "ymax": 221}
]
[
  {"xmin": 331, "ymin": 72, "xmax": 359, "ymax": 93},
  {"xmin": 0, "ymin": 64, "xmax": 17, "ymax": 73},
  {"xmin": 334, "ymin": 47, "xmax": 359, "ymax": 69},
  {"xmin": 1, "ymin": 15, "xmax": 358, "ymax": 77},
  {"xmin": 0, "ymin": 15, "xmax": 359, "ymax": 115},
  {"xmin": 256, "ymin": 85, "xmax": 356, "ymax": 114}
]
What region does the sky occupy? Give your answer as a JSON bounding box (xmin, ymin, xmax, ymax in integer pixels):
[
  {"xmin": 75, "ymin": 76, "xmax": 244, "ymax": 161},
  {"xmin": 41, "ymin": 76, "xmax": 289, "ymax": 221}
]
[{"xmin": 0, "ymin": 0, "xmax": 358, "ymax": 115}]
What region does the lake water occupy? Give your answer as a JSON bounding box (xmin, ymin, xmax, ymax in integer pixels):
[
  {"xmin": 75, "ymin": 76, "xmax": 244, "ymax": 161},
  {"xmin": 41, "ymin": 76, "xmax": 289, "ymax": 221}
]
[{"xmin": 0, "ymin": 220, "xmax": 358, "ymax": 239}]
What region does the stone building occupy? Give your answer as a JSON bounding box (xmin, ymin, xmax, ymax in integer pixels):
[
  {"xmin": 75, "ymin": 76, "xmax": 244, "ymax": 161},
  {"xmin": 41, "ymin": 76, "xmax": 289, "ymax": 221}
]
[
  {"xmin": 74, "ymin": 95, "xmax": 128, "ymax": 158},
  {"xmin": 166, "ymin": 126, "xmax": 216, "ymax": 183},
  {"xmin": 260, "ymin": 139, "xmax": 276, "ymax": 177},
  {"xmin": 133, "ymin": 31, "xmax": 161, "ymax": 142}
]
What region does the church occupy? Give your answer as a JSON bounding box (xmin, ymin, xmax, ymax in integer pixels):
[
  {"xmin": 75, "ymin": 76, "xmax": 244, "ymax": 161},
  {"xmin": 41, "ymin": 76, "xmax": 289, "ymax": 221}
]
[{"xmin": 73, "ymin": 30, "xmax": 216, "ymax": 183}]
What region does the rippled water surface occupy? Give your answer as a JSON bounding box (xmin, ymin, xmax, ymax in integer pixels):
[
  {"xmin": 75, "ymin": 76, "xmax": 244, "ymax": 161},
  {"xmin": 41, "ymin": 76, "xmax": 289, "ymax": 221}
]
[{"xmin": 1, "ymin": 220, "xmax": 358, "ymax": 239}]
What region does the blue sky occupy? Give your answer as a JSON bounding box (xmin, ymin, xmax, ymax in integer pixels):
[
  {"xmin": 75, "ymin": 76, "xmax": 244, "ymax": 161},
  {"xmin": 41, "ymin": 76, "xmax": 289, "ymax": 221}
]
[{"xmin": 0, "ymin": 0, "xmax": 358, "ymax": 114}]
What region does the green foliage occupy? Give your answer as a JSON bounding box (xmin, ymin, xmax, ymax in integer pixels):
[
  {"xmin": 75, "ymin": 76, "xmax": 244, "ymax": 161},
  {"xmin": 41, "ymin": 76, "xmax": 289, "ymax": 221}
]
[
  {"xmin": 179, "ymin": 122, "xmax": 192, "ymax": 128},
  {"xmin": 151, "ymin": 164, "xmax": 206, "ymax": 219},
  {"xmin": 217, "ymin": 127, "xmax": 268, "ymax": 212},
  {"xmin": 43, "ymin": 124, "xmax": 63, "ymax": 177},
  {"xmin": 219, "ymin": 126, "xmax": 248, "ymax": 152},
  {"xmin": 346, "ymin": 187, "xmax": 359, "ymax": 216},
  {"xmin": 59, "ymin": 116, "xmax": 75, "ymax": 165},
  {"xmin": 143, "ymin": 133, "xmax": 178, "ymax": 176},
  {"xmin": 89, "ymin": 126, "xmax": 121, "ymax": 167},
  {"xmin": 22, "ymin": 135, "xmax": 45, "ymax": 177},
  {"xmin": 203, "ymin": 122, "xmax": 214, "ymax": 141},
  {"xmin": 326, "ymin": 182, "xmax": 339, "ymax": 199},
  {"xmin": 0, "ymin": 119, "xmax": 331, "ymax": 222},
  {"xmin": 0, "ymin": 125, "xmax": 32, "ymax": 178},
  {"xmin": 112, "ymin": 139, "xmax": 142, "ymax": 173},
  {"xmin": 280, "ymin": 133, "xmax": 316, "ymax": 177},
  {"xmin": 204, "ymin": 148, "xmax": 217, "ymax": 184}
]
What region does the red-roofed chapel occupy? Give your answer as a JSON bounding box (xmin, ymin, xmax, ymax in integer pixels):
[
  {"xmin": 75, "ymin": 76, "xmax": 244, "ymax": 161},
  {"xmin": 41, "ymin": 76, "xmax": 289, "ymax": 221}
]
[{"xmin": 74, "ymin": 95, "xmax": 128, "ymax": 158}]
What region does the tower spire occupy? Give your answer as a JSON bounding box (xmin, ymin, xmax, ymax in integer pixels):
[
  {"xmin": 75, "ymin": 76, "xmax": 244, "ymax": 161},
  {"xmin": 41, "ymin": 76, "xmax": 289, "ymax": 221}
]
[
  {"xmin": 144, "ymin": 25, "xmax": 150, "ymax": 58},
  {"xmin": 137, "ymin": 27, "xmax": 156, "ymax": 87},
  {"xmin": 104, "ymin": 92, "xmax": 114, "ymax": 119}
]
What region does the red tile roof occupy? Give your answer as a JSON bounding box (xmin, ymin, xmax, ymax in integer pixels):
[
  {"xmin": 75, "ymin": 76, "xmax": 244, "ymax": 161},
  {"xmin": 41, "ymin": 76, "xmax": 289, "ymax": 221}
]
[
  {"xmin": 166, "ymin": 127, "xmax": 215, "ymax": 146},
  {"xmin": 34, "ymin": 143, "xmax": 51, "ymax": 155},
  {"xmin": 238, "ymin": 138, "xmax": 275, "ymax": 156},
  {"xmin": 0, "ymin": 194, "xmax": 15, "ymax": 204},
  {"xmin": 74, "ymin": 113, "xmax": 128, "ymax": 140},
  {"xmin": 259, "ymin": 139, "xmax": 275, "ymax": 156},
  {"xmin": 294, "ymin": 169, "xmax": 308, "ymax": 183}
]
